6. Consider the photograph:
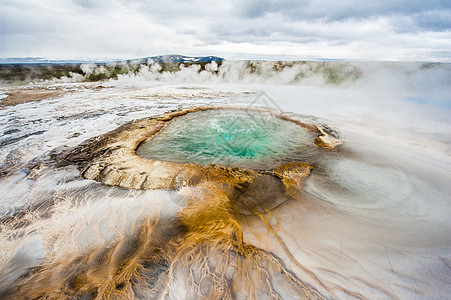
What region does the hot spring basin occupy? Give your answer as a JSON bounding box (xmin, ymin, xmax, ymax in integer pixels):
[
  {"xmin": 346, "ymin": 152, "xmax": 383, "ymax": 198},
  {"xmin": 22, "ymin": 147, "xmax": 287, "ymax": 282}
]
[
  {"xmin": 136, "ymin": 109, "xmax": 317, "ymax": 170},
  {"xmin": 59, "ymin": 107, "xmax": 340, "ymax": 192}
]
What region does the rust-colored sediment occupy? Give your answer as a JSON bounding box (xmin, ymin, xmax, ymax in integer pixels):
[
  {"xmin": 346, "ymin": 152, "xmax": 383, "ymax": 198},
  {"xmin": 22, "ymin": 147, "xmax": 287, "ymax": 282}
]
[
  {"xmin": 1, "ymin": 187, "xmax": 327, "ymax": 299},
  {"xmin": 0, "ymin": 88, "xmax": 68, "ymax": 106}
]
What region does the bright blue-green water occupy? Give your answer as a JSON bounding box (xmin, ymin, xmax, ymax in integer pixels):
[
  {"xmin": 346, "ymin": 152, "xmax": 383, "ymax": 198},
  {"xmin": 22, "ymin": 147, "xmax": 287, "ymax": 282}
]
[{"xmin": 136, "ymin": 109, "xmax": 317, "ymax": 170}]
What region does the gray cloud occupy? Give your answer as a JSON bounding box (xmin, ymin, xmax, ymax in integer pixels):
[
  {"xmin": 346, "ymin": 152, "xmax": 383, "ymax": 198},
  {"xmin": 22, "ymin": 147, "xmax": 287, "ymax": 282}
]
[
  {"xmin": 0, "ymin": 0, "xmax": 450, "ymax": 61},
  {"xmin": 416, "ymin": 10, "xmax": 451, "ymax": 31},
  {"xmin": 235, "ymin": 0, "xmax": 451, "ymax": 23}
]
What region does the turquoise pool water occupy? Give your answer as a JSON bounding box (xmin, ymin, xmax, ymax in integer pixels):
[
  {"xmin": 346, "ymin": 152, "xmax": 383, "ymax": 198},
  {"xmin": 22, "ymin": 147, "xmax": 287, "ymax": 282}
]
[{"xmin": 136, "ymin": 109, "xmax": 317, "ymax": 170}]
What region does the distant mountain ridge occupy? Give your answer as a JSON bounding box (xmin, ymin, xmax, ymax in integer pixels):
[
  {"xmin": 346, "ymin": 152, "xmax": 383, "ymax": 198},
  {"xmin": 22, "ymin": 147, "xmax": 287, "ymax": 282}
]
[
  {"xmin": 0, "ymin": 57, "xmax": 92, "ymax": 64},
  {"xmin": 127, "ymin": 55, "xmax": 224, "ymax": 64},
  {"xmin": 0, "ymin": 55, "xmax": 224, "ymax": 64}
]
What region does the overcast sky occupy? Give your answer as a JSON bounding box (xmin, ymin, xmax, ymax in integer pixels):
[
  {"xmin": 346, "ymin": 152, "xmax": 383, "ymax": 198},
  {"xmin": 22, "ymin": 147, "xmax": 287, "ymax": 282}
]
[{"xmin": 1, "ymin": 0, "xmax": 451, "ymax": 61}]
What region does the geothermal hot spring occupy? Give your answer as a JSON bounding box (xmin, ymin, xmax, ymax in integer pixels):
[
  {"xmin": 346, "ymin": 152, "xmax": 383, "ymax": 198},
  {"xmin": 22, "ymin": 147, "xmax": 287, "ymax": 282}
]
[
  {"xmin": 136, "ymin": 109, "xmax": 323, "ymax": 169},
  {"xmin": 0, "ymin": 61, "xmax": 451, "ymax": 299}
]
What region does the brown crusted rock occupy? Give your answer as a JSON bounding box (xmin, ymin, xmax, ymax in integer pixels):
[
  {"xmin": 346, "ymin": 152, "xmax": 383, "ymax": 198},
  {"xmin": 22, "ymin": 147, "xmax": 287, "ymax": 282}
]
[
  {"xmin": 314, "ymin": 126, "xmax": 342, "ymax": 149},
  {"xmin": 273, "ymin": 161, "xmax": 313, "ymax": 185}
]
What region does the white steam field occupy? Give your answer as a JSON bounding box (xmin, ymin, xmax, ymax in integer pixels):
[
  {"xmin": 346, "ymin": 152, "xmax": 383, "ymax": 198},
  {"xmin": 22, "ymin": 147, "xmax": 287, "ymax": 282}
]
[{"xmin": 0, "ymin": 61, "xmax": 450, "ymax": 299}]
